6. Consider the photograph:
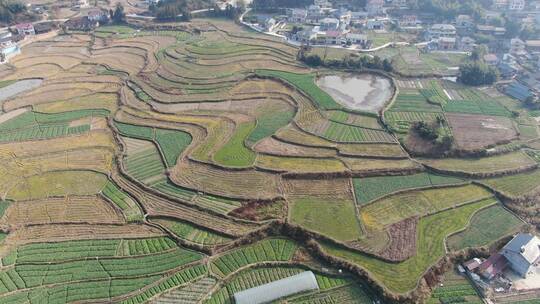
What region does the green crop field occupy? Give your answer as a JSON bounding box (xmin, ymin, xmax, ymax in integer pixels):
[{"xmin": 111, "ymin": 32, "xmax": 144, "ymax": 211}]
[
  {"xmin": 210, "ymin": 238, "xmax": 297, "ymax": 278},
  {"xmin": 0, "ymin": 238, "xmax": 203, "ymax": 302},
  {"xmin": 289, "ymin": 284, "xmax": 375, "ymax": 304},
  {"xmin": 421, "ymin": 152, "xmax": 536, "ymax": 175},
  {"xmin": 290, "ymin": 197, "xmax": 363, "ymax": 241},
  {"xmin": 155, "ymin": 128, "xmax": 192, "ymax": 167},
  {"xmin": 0, "ymin": 275, "xmax": 163, "ymax": 303},
  {"xmin": 121, "ymin": 264, "xmax": 208, "ymax": 304},
  {"xmin": 6, "ymin": 171, "xmax": 108, "ymax": 201},
  {"xmin": 420, "ymin": 80, "xmax": 448, "ymax": 105},
  {"xmin": 255, "ymin": 70, "xmax": 343, "ymax": 110},
  {"xmin": 427, "ymin": 270, "xmax": 482, "ymax": 304},
  {"xmin": 384, "ymin": 111, "xmax": 445, "ymax": 133},
  {"xmin": 118, "ymin": 120, "xmax": 195, "ymax": 168},
  {"xmin": 214, "ymin": 121, "xmax": 257, "ymax": 167},
  {"xmin": 246, "ymin": 109, "xmax": 295, "ymax": 146},
  {"xmin": 353, "ymin": 172, "xmax": 465, "ymax": 205},
  {"xmin": 444, "ymin": 88, "xmax": 511, "ymax": 117},
  {"xmin": 116, "ymin": 121, "xmax": 154, "ymax": 140},
  {"xmin": 101, "ymin": 181, "xmax": 143, "ymax": 222},
  {"xmin": 2, "ymin": 237, "xmax": 178, "ymax": 265},
  {"xmin": 205, "ymin": 266, "xmax": 358, "ymax": 304},
  {"xmin": 0, "ymin": 109, "xmax": 109, "ymax": 142},
  {"xmin": 321, "ymin": 120, "xmax": 395, "ymax": 143},
  {"xmin": 360, "ymin": 186, "xmax": 493, "ymax": 229},
  {"xmin": 154, "ymin": 218, "xmax": 233, "ymax": 246},
  {"xmin": 482, "ymin": 169, "xmax": 540, "ymax": 198},
  {"xmin": 447, "ymin": 204, "xmax": 523, "ymax": 251},
  {"xmin": 124, "ymin": 142, "xmax": 165, "ymax": 181},
  {"xmin": 322, "ymin": 199, "xmax": 494, "ymax": 294},
  {"xmin": 388, "ymin": 91, "xmax": 443, "ymax": 113}
]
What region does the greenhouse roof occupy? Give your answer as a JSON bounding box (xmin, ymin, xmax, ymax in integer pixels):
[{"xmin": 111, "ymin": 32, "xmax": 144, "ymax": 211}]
[{"xmin": 233, "ymin": 271, "xmax": 319, "ymax": 304}]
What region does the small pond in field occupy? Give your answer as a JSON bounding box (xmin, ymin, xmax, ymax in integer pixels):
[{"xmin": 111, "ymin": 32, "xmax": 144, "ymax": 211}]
[
  {"xmin": 316, "ymin": 74, "xmax": 393, "ymax": 113},
  {"xmin": 0, "ymin": 79, "xmax": 43, "ymax": 102}
]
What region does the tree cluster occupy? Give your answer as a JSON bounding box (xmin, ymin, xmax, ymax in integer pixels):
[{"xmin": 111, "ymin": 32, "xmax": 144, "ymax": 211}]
[
  {"xmin": 411, "ymin": 118, "xmax": 453, "ymax": 150},
  {"xmin": 299, "ymin": 49, "xmax": 393, "ymax": 72},
  {"xmin": 252, "ymin": 0, "xmax": 312, "ymax": 11},
  {"xmin": 457, "ymin": 61, "xmax": 498, "ymax": 86},
  {"xmin": 0, "ymin": 0, "xmax": 33, "ymax": 24},
  {"xmin": 109, "ymin": 3, "xmax": 125, "ymax": 24},
  {"xmin": 151, "ymin": 0, "xmax": 212, "ymax": 21},
  {"xmin": 210, "ymin": 3, "xmax": 245, "ymax": 20},
  {"xmin": 415, "ymin": 0, "xmax": 490, "ymax": 21}
]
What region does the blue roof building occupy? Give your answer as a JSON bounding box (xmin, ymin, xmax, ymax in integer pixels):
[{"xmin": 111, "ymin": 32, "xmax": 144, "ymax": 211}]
[{"xmin": 505, "ymin": 82, "xmax": 534, "ymax": 102}]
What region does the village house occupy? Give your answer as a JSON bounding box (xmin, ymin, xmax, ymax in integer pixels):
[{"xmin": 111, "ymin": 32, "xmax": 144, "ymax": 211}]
[
  {"xmin": 509, "ymin": 0, "xmax": 526, "ymax": 10},
  {"xmin": 295, "ymin": 28, "xmax": 317, "ymax": 44},
  {"xmin": 14, "ymin": 23, "xmax": 35, "ymax": 36},
  {"xmin": 320, "ymin": 18, "xmax": 340, "ymax": 31},
  {"xmin": 314, "ymin": 0, "xmax": 332, "ymax": 9},
  {"xmin": 510, "ymin": 38, "xmax": 527, "ymax": 56},
  {"xmin": 501, "ymin": 234, "xmax": 540, "ymax": 278},
  {"xmin": 366, "ymin": 0, "xmax": 385, "ymax": 16},
  {"xmin": 366, "ymin": 19, "xmax": 384, "ymax": 30},
  {"xmin": 333, "ymin": 8, "xmax": 351, "ymax": 25},
  {"xmin": 64, "ymin": 16, "xmax": 100, "ymax": 32},
  {"xmin": 459, "ymin": 36, "xmax": 476, "ymax": 51},
  {"xmin": 0, "ymin": 31, "xmax": 20, "ymax": 63},
  {"xmin": 345, "ymin": 32, "xmax": 368, "ymax": 45},
  {"xmin": 88, "ymin": 9, "xmax": 108, "ymax": 22},
  {"xmin": 288, "ymin": 9, "xmax": 307, "ymax": 23},
  {"xmin": 427, "ymin": 24, "xmax": 456, "ymax": 40},
  {"xmin": 324, "ymin": 30, "xmax": 343, "ymax": 45},
  {"xmin": 34, "ymin": 22, "xmax": 53, "ymax": 34},
  {"xmin": 350, "ymin": 11, "xmax": 368, "ymax": 26},
  {"xmin": 484, "ymin": 53, "xmax": 499, "ymax": 66},
  {"xmin": 498, "ymin": 61, "xmax": 519, "ymax": 79},
  {"xmin": 526, "ymin": 40, "xmax": 540, "ymax": 54},
  {"xmin": 455, "ymin": 14, "xmax": 474, "ymax": 29},
  {"xmin": 264, "ymin": 18, "xmax": 277, "ymax": 32},
  {"xmin": 390, "ymin": 0, "xmax": 409, "ymax": 9},
  {"xmin": 476, "ymin": 25, "xmax": 506, "ymax": 37},
  {"xmin": 75, "ymin": 0, "xmax": 89, "ymax": 8},
  {"xmin": 307, "ymin": 5, "xmax": 324, "ymax": 23},
  {"xmin": 493, "ymin": 0, "xmax": 509, "ymax": 9},
  {"xmin": 398, "ymin": 15, "xmax": 418, "ymax": 27},
  {"xmin": 436, "ymin": 37, "xmax": 456, "ymax": 50}
]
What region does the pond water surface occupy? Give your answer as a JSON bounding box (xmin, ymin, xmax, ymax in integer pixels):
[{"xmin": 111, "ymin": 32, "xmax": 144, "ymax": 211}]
[{"xmin": 316, "ymin": 74, "xmax": 393, "ymax": 113}]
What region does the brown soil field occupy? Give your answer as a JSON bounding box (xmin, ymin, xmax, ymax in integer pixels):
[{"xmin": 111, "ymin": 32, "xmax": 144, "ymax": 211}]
[
  {"xmin": 170, "ymin": 159, "xmax": 281, "ymax": 200},
  {"xmin": 1, "ymin": 223, "xmax": 164, "ymax": 254},
  {"xmin": 283, "ymin": 178, "xmax": 353, "ymax": 200},
  {"xmin": 377, "ymin": 216, "xmax": 418, "ymax": 262},
  {"xmin": 254, "ymin": 137, "xmax": 337, "ymax": 158},
  {"xmin": 1, "ymin": 195, "xmax": 125, "ymax": 227},
  {"xmin": 447, "ymin": 113, "xmax": 519, "ymax": 151}
]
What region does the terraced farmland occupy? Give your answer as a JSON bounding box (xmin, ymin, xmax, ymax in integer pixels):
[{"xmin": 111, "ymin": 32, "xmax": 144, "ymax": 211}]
[
  {"xmin": 447, "ymin": 204, "xmax": 524, "ymax": 251},
  {"xmin": 210, "ymin": 238, "xmax": 298, "ymax": 278},
  {"xmin": 0, "ymin": 17, "xmax": 535, "ymax": 304}
]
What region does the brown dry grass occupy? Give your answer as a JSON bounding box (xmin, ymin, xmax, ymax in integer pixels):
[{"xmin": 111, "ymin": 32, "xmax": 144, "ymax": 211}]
[
  {"xmin": 1, "ymin": 195, "xmax": 125, "ymax": 227},
  {"xmin": 170, "ymin": 159, "xmax": 281, "ymax": 200}
]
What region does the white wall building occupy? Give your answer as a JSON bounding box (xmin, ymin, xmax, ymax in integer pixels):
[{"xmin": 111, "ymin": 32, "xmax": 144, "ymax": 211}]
[{"xmin": 501, "ymin": 234, "xmax": 540, "ymax": 278}]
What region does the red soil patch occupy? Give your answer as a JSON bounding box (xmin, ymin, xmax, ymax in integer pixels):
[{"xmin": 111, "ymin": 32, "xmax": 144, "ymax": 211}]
[{"xmin": 378, "ymin": 216, "xmax": 418, "ymax": 261}]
